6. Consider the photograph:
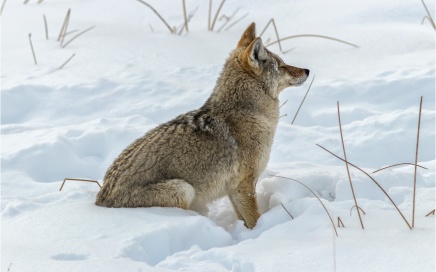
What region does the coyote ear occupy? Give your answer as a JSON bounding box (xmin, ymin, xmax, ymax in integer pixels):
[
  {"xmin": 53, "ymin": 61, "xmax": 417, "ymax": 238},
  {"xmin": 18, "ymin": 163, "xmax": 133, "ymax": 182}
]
[
  {"xmin": 237, "ymin": 22, "xmax": 256, "ymax": 48},
  {"xmin": 242, "ymin": 37, "xmax": 267, "ymax": 70}
]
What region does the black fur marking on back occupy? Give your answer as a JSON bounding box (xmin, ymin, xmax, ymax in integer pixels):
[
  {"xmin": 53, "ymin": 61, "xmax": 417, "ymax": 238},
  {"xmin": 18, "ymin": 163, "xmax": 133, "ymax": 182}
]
[{"xmin": 170, "ymin": 107, "xmax": 216, "ymax": 133}]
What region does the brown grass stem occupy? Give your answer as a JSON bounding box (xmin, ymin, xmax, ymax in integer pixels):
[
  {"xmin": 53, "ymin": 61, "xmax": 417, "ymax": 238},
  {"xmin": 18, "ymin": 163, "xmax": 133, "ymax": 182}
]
[
  {"xmin": 337, "ymin": 102, "xmax": 364, "ymax": 229},
  {"xmin": 425, "ymin": 209, "xmax": 435, "ymax": 216},
  {"xmin": 280, "ymin": 203, "xmax": 294, "ymax": 219},
  {"xmin": 57, "ymin": 8, "xmax": 71, "ymax": 42},
  {"xmin": 372, "ymin": 163, "xmax": 428, "ymax": 174},
  {"xmin": 28, "ymin": 33, "xmax": 37, "ymax": 65},
  {"xmin": 224, "ymin": 13, "xmax": 248, "ymax": 31},
  {"xmin": 279, "ymin": 99, "xmax": 288, "ymax": 109},
  {"xmin": 178, "ymin": 6, "xmax": 198, "ymax": 35},
  {"xmin": 259, "ymin": 18, "xmax": 284, "ymax": 52},
  {"xmin": 0, "ymin": 0, "xmax": 7, "ymax": 16},
  {"xmin": 210, "ymin": 0, "xmax": 226, "ymax": 31},
  {"xmin": 135, "ymin": 0, "xmax": 174, "ymax": 34},
  {"xmin": 43, "ymin": 14, "xmax": 49, "ymax": 40},
  {"xmin": 267, "ymin": 34, "xmax": 359, "ymax": 49},
  {"xmin": 269, "ymin": 174, "xmax": 338, "ymax": 236},
  {"xmin": 291, "ymin": 75, "xmax": 315, "ymax": 125},
  {"xmin": 62, "ymin": 26, "xmax": 95, "ymax": 48},
  {"xmin": 64, "ymin": 29, "xmax": 79, "ymax": 37},
  {"xmin": 316, "ymin": 144, "xmax": 413, "ymax": 230},
  {"xmin": 59, "ymin": 53, "xmax": 76, "ymax": 69},
  {"xmin": 217, "ymin": 7, "xmax": 239, "ymax": 33},
  {"xmin": 59, "ymin": 178, "xmax": 102, "ymax": 191},
  {"xmin": 337, "ymin": 217, "xmax": 345, "ymax": 227},
  {"xmin": 412, "ymin": 96, "xmax": 423, "ymax": 228},
  {"xmin": 350, "ymin": 205, "xmax": 366, "ymax": 216},
  {"xmin": 208, "ymin": 0, "xmax": 212, "ymax": 30},
  {"xmin": 421, "ymin": 0, "xmax": 436, "ymax": 30},
  {"xmin": 182, "ymin": 0, "xmax": 189, "ymax": 33}
]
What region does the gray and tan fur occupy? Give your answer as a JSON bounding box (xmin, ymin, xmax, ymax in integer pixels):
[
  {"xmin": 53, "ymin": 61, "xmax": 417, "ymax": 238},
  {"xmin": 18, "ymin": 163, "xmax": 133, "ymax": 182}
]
[{"xmin": 95, "ymin": 23, "xmax": 309, "ymax": 229}]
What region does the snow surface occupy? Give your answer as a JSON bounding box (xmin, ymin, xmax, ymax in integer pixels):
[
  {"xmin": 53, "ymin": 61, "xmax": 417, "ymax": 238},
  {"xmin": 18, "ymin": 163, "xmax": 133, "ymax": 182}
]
[{"xmin": 1, "ymin": 0, "xmax": 435, "ymax": 271}]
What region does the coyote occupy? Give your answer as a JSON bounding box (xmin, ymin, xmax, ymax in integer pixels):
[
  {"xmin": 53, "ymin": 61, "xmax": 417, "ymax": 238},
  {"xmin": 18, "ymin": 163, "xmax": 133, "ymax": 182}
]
[{"xmin": 95, "ymin": 22, "xmax": 309, "ymax": 228}]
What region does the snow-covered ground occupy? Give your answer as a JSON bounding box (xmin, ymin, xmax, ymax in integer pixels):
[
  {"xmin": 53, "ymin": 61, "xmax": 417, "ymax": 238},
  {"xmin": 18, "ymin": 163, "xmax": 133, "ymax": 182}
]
[{"xmin": 1, "ymin": 0, "xmax": 435, "ymax": 271}]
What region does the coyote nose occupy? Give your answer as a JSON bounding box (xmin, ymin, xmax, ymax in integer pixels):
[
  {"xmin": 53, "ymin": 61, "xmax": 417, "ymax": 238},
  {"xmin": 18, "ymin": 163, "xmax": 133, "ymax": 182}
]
[{"xmin": 304, "ymin": 69, "xmax": 310, "ymax": 76}]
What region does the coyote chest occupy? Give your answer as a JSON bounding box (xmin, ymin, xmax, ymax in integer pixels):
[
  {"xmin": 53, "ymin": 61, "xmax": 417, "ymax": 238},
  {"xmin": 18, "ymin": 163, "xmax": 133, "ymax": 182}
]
[{"xmin": 229, "ymin": 112, "xmax": 278, "ymax": 179}]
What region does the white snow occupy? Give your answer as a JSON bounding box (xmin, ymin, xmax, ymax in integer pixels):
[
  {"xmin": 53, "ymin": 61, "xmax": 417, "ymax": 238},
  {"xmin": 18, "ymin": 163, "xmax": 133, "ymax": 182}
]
[{"xmin": 1, "ymin": 0, "xmax": 435, "ymax": 271}]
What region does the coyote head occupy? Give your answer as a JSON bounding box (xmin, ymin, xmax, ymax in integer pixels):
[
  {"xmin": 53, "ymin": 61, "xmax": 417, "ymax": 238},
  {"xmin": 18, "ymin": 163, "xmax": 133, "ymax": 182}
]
[{"xmin": 236, "ymin": 22, "xmax": 310, "ymax": 97}]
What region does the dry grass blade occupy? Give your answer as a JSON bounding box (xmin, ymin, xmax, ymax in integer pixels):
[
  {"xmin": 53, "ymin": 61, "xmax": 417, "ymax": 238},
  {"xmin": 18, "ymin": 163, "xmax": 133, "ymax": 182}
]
[
  {"xmin": 372, "ymin": 163, "xmax": 428, "ymax": 174},
  {"xmin": 43, "ymin": 14, "xmax": 49, "ymax": 40},
  {"xmin": 224, "ymin": 13, "xmax": 248, "ymax": 31},
  {"xmin": 279, "ymin": 99, "xmax": 288, "ymax": 109},
  {"xmin": 62, "ymin": 26, "xmax": 95, "ymax": 48},
  {"xmin": 59, "ymin": 178, "xmax": 102, "ymax": 191},
  {"xmin": 337, "ymin": 101, "xmax": 364, "ymax": 229},
  {"xmin": 217, "ymin": 7, "xmax": 239, "ymax": 33},
  {"xmin": 208, "ymin": 0, "xmax": 212, "ymax": 30},
  {"xmin": 0, "ymin": 0, "xmax": 7, "ymax": 16},
  {"xmin": 412, "ymin": 96, "xmax": 423, "ymax": 228},
  {"xmin": 182, "ymin": 0, "xmax": 188, "ymax": 32},
  {"xmin": 281, "ymin": 203, "xmax": 294, "ymax": 219},
  {"xmin": 421, "ymin": 0, "xmax": 436, "ymax": 30},
  {"xmin": 425, "ymin": 209, "xmax": 435, "ymax": 216},
  {"xmin": 60, "ymin": 12, "xmax": 71, "ymax": 46},
  {"xmin": 259, "ymin": 18, "xmax": 283, "ymax": 52},
  {"xmin": 337, "ymin": 217, "xmax": 345, "ymax": 227},
  {"xmin": 291, "ymin": 75, "xmax": 315, "ymax": 125},
  {"xmin": 59, "ymin": 53, "xmax": 76, "ymax": 69},
  {"xmin": 135, "ymin": 0, "xmax": 174, "ymax": 34},
  {"xmin": 178, "ymin": 6, "xmax": 198, "ymax": 35},
  {"xmin": 63, "ymin": 29, "xmax": 79, "ymax": 37},
  {"xmin": 210, "ymin": 0, "xmax": 226, "ymax": 31},
  {"xmin": 269, "ymin": 174, "xmax": 339, "ymax": 236},
  {"xmin": 350, "ymin": 205, "xmax": 366, "ymax": 216},
  {"xmin": 57, "ymin": 8, "xmax": 71, "ymax": 42},
  {"xmin": 267, "ymin": 34, "xmax": 359, "ymax": 49},
  {"xmin": 28, "ymin": 33, "xmax": 37, "ymax": 65},
  {"xmin": 317, "ymin": 144, "xmax": 413, "ymax": 230}
]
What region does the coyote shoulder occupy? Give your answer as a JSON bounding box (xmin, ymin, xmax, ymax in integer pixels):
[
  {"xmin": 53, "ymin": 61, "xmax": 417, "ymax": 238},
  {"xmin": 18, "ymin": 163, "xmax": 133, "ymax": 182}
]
[{"xmin": 95, "ymin": 22, "xmax": 309, "ymax": 229}]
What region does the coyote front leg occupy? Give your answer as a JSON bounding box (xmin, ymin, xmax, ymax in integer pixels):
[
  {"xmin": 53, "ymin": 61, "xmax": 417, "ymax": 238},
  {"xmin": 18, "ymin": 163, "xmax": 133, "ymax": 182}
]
[{"xmin": 229, "ymin": 180, "xmax": 260, "ymax": 229}]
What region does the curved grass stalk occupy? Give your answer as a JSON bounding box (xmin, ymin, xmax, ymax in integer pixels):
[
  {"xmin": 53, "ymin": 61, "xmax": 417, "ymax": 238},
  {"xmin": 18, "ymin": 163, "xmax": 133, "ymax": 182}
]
[
  {"xmin": 316, "ymin": 144, "xmax": 413, "ymax": 230},
  {"xmin": 372, "ymin": 163, "xmax": 428, "ymax": 174},
  {"xmin": 267, "ymin": 34, "xmax": 359, "ymax": 48},
  {"xmin": 135, "ymin": 0, "xmax": 174, "ymax": 34},
  {"xmin": 421, "ymin": 0, "xmax": 436, "ymax": 30},
  {"xmin": 269, "ymin": 174, "xmax": 338, "ymax": 236},
  {"xmin": 62, "ymin": 26, "xmax": 95, "ymax": 48},
  {"xmin": 337, "ymin": 102, "xmax": 364, "ymax": 229},
  {"xmin": 350, "ymin": 205, "xmax": 366, "ymax": 216}
]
